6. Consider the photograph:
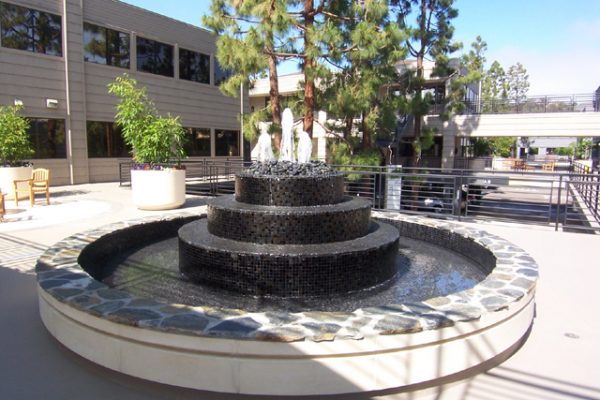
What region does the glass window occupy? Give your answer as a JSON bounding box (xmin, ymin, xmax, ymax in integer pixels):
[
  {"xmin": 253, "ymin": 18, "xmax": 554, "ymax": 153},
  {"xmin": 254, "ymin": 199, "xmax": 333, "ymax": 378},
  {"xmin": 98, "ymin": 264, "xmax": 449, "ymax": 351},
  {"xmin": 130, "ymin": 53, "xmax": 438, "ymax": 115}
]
[
  {"xmin": 28, "ymin": 118, "xmax": 66, "ymax": 158},
  {"xmin": 179, "ymin": 48, "xmax": 210, "ymax": 84},
  {"xmin": 136, "ymin": 36, "xmax": 173, "ymax": 77},
  {"xmin": 184, "ymin": 127, "xmax": 211, "ymax": 157},
  {"xmin": 87, "ymin": 121, "xmax": 130, "ymax": 158},
  {"xmin": 214, "ymin": 60, "xmax": 232, "ymax": 86},
  {"xmin": 215, "ymin": 129, "xmax": 239, "ymax": 157},
  {"xmin": 83, "ymin": 22, "xmax": 129, "ymax": 68},
  {"xmin": 0, "ymin": 2, "xmax": 62, "ymax": 56}
]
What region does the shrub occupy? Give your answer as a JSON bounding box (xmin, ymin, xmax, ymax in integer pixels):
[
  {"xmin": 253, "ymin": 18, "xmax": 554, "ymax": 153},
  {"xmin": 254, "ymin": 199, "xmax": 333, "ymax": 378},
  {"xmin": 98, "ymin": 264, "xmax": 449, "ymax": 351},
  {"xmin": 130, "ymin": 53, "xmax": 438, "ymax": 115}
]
[{"xmin": 0, "ymin": 104, "xmax": 33, "ymax": 166}]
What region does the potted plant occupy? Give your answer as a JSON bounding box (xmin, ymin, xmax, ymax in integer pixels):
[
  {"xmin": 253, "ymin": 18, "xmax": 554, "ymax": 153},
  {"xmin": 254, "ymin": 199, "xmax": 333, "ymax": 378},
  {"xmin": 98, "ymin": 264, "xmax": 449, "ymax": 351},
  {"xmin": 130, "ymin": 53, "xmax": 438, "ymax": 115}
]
[
  {"xmin": 108, "ymin": 74, "xmax": 187, "ymax": 210},
  {"xmin": 0, "ymin": 104, "xmax": 34, "ymax": 200}
]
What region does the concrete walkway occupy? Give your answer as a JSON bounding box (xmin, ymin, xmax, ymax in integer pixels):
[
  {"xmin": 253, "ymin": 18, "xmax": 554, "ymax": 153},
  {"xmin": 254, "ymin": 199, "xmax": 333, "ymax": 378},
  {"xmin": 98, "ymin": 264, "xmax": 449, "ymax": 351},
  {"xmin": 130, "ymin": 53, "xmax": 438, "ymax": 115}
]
[{"xmin": 1, "ymin": 183, "xmax": 599, "ymax": 399}]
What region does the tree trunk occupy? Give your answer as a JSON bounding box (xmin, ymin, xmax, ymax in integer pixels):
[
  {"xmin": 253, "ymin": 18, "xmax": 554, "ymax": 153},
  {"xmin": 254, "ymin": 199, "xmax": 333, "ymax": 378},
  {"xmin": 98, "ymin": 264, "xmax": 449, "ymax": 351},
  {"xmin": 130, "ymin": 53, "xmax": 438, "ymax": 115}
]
[
  {"xmin": 268, "ymin": 52, "xmax": 282, "ymax": 150},
  {"xmin": 303, "ymin": 0, "xmax": 315, "ymax": 137},
  {"xmin": 361, "ymin": 109, "xmax": 371, "ymax": 149},
  {"xmin": 411, "ymin": 0, "xmax": 427, "ymax": 167},
  {"xmin": 344, "ymin": 117, "xmax": 353, "ymax": 139}
]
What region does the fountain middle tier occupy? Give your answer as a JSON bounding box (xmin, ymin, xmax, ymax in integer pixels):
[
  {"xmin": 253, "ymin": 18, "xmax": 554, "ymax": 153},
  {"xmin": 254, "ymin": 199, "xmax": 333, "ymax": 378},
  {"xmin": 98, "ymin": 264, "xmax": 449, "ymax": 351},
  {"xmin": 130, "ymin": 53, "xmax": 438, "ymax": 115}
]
[{"xmin": 207, "ymin": 195, "xmax": 372, "ymax": 244}]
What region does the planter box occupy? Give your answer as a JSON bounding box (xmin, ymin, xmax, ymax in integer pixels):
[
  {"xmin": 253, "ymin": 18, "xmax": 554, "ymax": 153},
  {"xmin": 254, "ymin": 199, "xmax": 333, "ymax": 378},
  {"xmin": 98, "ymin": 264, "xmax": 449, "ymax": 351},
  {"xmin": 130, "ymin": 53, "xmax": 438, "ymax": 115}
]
[
  {"xmin": 131, "ymin": 168, "xmax": 186, "ymax": 210},
  {"xmin": 0, "ymin": 165, "xmax": 33, "ymax": 200}
]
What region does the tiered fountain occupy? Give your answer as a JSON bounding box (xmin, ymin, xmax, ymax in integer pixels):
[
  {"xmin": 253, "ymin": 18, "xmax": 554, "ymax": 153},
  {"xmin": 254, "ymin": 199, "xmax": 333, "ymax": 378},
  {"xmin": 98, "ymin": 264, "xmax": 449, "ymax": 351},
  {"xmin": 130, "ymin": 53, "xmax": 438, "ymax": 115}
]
[{"xmin": 35, "ymin": 109, "xmax": 538, "ymax": 397}]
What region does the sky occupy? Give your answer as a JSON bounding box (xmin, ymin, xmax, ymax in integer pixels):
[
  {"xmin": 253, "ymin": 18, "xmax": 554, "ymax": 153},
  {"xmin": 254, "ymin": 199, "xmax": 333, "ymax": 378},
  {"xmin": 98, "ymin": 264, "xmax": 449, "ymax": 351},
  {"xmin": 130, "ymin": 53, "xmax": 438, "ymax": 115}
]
[{"xmin": 121, "ymin": 0, "xmax": 600, "ymax": 95}]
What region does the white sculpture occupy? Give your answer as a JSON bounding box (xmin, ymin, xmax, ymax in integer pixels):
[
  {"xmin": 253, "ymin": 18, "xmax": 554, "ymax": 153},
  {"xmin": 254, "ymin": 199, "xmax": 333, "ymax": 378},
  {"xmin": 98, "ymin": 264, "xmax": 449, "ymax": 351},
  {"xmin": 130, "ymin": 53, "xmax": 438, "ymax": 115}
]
[
  {"xmin": 279, "ymin": 108, "xmax": 295, "ymax": 162},
  {"xmin": 255, "ymin": 131, "xmax": 275, "ymax": 162},
  {"xmin": 297, "ymin": 130, "xmax": 312, "ymax": 164}
]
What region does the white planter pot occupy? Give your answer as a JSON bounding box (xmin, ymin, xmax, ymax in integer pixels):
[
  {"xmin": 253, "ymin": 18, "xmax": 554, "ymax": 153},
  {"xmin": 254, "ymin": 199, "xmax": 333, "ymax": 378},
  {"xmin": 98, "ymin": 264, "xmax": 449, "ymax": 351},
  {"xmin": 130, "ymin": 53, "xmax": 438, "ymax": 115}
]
[
  {"xmin": 0, "ymin": 165, "xmax": 33, "ymax": 200},
  {"xmin": 131, "ymin": 168, "xmax": 186, "ymax": 210}
]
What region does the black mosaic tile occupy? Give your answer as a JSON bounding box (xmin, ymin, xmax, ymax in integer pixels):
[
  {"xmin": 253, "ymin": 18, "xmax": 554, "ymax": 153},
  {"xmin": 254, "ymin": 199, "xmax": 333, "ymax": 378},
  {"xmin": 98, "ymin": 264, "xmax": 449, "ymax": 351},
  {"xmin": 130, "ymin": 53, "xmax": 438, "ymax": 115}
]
[
  {"xmin": 179, "ymin": 219, "xmax": 399, "ymax": 297},
  {"xmin": 235, "ymin": 174, "xmax": 345, "ymax": 206},
  {"xmin": 207, "ymin": 195, "xmax": 371, "ymax": 244}
]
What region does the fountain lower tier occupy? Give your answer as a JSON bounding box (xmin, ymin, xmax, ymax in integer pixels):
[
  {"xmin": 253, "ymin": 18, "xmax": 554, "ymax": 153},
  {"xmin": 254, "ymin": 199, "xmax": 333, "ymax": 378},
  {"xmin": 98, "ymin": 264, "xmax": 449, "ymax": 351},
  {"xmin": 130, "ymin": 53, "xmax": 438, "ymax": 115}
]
[
  {"xmin": 207, "ymin": 195, "xmax": 372, "ymax": 244},
  {"xmin": 179, "ymin": 219, "xmax": 400, "ymax": 297}
]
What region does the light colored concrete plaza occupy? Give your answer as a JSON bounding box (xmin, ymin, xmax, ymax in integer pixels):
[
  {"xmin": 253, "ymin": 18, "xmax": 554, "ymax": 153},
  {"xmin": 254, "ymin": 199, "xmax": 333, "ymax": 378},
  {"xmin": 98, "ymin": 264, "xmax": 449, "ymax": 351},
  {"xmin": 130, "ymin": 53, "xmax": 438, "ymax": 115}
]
[{"xmin": 1, "ymin": 182, "xmax": 599, "ymax": 399}]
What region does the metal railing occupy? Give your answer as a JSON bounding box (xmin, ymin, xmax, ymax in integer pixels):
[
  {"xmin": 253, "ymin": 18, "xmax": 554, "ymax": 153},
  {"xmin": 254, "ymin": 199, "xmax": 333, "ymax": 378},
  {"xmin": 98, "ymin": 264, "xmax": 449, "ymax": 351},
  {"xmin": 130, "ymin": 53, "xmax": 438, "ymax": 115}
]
[
  {"xmin": 427, "ymin": 93, "xmax": 597, "ymax": 116},
  {"xmin": 567, "ymin": 162, "xmax": 600, "ymax": 231},
  {"xmin": 119, "ymin": 160, "xmax": 600, "ymax": 233}
]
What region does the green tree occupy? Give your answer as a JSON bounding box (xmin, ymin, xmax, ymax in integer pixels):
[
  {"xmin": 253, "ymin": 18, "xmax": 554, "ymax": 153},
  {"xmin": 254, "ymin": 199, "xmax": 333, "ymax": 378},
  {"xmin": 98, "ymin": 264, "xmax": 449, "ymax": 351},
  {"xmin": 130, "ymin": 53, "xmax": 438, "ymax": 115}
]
[
  {"xmin": 506, "ymin": 62, "xmax": 529, "ymax": 106},
  {"xmin": 0, "ymin": 104, "xmax": 33, "ymax": 166},
  {"xmin": 448, "ymin": 35, "xmax": 487, "ymax": 114},
  {"xmin": 571, "ymin": 138, "xmax": 593, "ymax": 159},
  {"xmin": 481, "ymin": 60, "xmax": 508, "ymax": 112},
  {"xmin": 488, "ymin": 137, "xmax": 515, "ymax": 158},
  {"xmin": 391, "ymin": 0, "xmax": 461, "ymax": 164},
  {"xmin": 107, "ymin": 74, "xmax": 186, "ymax": 165},
  {"xmin": 320, "ymin": 1, "xmax": 405, "ymax": 152},
  {"xmin": 203, "ymin": 0, "xmax": 287, "ymax": 147},
  {"xmin": 205, "ymin": 0, "xmax": 403, "ymax": 154}
]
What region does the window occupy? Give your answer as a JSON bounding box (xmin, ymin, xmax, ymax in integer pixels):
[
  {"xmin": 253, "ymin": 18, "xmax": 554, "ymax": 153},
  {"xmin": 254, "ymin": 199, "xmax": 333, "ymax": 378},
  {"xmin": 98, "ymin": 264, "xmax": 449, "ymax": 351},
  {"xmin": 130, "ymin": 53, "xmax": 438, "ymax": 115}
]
[
  {"xmin": 136, "ymin": 36, "xmax": 173, "ymax": 77},
  {"xmin": 214, "ymin": 60, "xmax": 232, "ymax": 86},
  {"xmin": 184, "ymin": 127, "xmax": 211, "ymax": 157},
  {"xmin": 28, "ymin": 118, "xmax": 66, "ymax": 158},
  {"xmin": 179, "ymin": 48, "xmax": 210, "ymax": 84},
  {"xmin": 87, "ymin": 121, "xmax": 130, "ymax": 158},
  {"xmin": 83, "ymin": 22, "xmax": 129, "ymax": 68},
  {"xmin": 215, "ymin": 129, "xmax": 239, "ymax": 157},
  {"xmin": 0, "ymin": 2, "xmax": 62, "ymax": 56}
]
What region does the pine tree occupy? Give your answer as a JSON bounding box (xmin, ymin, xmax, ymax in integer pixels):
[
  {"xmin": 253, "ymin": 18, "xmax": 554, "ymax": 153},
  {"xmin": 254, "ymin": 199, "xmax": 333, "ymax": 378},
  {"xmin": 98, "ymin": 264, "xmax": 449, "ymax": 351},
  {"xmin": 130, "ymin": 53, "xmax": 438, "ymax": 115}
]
[
  {"xmin": 448, "ymin": 35, "xmax": 487, "ymax": 114},
  {"xmin": 320, "ymin": 1, "xmax": 405, "ymax": 153},
  {"xmin": 482, "ymin": 60, "xmax": 508, "ymax": 112},
  {"xmin": 203, "ymin": 0, "xmax": 291, "ymax": 148},
  {"xmin": 506, "ymin": 62, "xmax": 530, "ymax": 106},
  {"xmin": 391, "ymin": 0, "xmax": 461, "ymax": 165},
  {"xmin": 205, "ymin": 0, "xmax": 404, "ymax": 151}
]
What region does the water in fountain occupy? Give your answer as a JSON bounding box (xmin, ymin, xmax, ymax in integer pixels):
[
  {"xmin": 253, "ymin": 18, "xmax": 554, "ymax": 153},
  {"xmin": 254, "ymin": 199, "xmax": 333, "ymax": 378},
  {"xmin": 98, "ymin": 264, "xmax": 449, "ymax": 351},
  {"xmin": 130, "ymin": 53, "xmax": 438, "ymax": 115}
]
[
  {"xmin": 279, "ymin": 108, "xmax": 295, "ymax": 162},
  {"xmin": 99, "ymin": 108, "xmax": 488, "ymax": 311}
]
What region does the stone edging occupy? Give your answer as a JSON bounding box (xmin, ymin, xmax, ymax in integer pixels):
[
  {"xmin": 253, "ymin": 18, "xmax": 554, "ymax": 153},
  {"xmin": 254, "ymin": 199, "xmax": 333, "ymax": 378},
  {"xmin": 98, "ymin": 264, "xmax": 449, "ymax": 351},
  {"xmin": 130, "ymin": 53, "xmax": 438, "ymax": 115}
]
[{"xmin": 36, "ymin": 211, "xmax": 538, "ymax": 342}]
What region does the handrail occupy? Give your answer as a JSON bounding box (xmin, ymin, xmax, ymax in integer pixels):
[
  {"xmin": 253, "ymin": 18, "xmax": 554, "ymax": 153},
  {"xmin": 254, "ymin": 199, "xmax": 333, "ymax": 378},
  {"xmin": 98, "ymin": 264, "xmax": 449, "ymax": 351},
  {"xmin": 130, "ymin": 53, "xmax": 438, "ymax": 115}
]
[
  {"xmin": 118, "ymin": 159, "xmax": 599, "ymax": 233},
  {"xmin": 428, "ymin": 93, "xmax": 598, "ymax": 116}
]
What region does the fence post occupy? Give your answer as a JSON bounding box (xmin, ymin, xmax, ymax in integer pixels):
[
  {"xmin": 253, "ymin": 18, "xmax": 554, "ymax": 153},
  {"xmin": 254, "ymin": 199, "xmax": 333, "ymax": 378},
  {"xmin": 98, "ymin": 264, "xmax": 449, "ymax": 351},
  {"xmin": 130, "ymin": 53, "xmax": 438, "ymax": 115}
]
[{"xmin": 555, "ymin": 174, "xmax": 563, "ymax": 231}]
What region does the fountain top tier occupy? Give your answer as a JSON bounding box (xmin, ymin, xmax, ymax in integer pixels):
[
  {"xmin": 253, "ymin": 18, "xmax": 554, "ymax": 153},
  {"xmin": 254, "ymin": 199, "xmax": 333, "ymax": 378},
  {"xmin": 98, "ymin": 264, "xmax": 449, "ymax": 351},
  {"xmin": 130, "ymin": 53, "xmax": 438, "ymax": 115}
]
[
  {"xmin": 243, "ymin": 160, "xmax": 339, "ymax": 177},
  {"xmin": 236, "ymin": 161, "xmax": 345, "ymax": 207}
]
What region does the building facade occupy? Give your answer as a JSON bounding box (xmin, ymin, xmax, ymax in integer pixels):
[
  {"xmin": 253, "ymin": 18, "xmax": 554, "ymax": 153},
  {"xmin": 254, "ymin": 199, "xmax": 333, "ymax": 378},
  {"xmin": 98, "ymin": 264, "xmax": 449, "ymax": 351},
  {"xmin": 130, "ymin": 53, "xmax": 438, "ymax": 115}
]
[{"xmin": 0, "ymin": 0, "xmax": 246, "ymax": 185}]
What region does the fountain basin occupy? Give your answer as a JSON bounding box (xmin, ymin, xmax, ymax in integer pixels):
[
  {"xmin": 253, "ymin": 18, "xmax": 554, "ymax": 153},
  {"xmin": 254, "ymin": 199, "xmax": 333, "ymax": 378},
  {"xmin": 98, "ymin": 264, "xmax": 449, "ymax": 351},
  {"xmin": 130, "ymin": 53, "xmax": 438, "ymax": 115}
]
[{"xmin": 36, "ymin": 212, "xmax": 537, "ymax": 396}]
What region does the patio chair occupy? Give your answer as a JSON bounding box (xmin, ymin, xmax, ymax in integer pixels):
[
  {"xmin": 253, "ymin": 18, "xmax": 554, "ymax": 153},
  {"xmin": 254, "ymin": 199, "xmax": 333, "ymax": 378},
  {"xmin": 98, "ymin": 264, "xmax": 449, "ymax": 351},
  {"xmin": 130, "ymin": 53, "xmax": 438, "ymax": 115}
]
[
  {"xmin": 13, "ymin": 168, "xmax": 50, "ymax": 207},
  {"xmin": 542, "ymin": 162, "xmax": 555, "ymax": 172},
  {"xmin": 0, "ymin": 190, "xmax": 6, "ymax": 220}
]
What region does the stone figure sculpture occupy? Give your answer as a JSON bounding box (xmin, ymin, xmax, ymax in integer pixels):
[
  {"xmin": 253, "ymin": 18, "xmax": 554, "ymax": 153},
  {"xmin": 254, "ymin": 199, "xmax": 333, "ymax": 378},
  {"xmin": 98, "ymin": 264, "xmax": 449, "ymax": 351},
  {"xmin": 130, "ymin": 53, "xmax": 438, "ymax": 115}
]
[
  {"xmin": 297, "ymin": 130, "xmax": 312, "ymax": 163},
  {"xmin": 279, "ymin": 108, "xmax": 295, "ymax": 162}
]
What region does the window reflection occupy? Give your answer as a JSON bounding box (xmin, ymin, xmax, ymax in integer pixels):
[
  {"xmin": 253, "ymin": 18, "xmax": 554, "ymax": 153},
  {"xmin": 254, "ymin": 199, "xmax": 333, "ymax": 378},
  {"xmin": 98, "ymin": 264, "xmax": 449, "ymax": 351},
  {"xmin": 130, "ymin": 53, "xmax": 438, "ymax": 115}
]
[
  {"xmin": 83, "ymin": 22, "xmax": 129, "ymax": 68},
  {"xmin": 215, "ymin": 129, "xmax": 239, "ymax": 157},
  {"xmin": 214, "ymin": 60, "xmax": 232, "ymax": 86},
  {"xmin": 184, "ymin": 127, "xmax": 211, "ymax": 156},
  {"xmin": 136, "ymin": 36, "xmax": 173, "ymax": 77},
  {"xmin": 0, "ymin": 2, "xmax": 62, "ymax": 56},
  {"xmin": 179, "ymin": 48, "xmax": 210, "ymax": 84},
  {"xmin": 87, "ymin": 121, "xmax": 130, "ymax": 158},
  {"xmin": 28, "ymin": 118, "xmax": 66, "ymax": 158}
]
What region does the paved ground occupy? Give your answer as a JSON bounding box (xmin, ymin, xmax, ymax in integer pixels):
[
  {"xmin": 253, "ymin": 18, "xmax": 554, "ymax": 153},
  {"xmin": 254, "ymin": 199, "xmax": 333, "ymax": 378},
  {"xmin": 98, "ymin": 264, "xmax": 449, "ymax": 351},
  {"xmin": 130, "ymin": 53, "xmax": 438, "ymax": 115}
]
[{"xmin": 1, "ymin": 182, "xmax": 599, "ymax": 399}]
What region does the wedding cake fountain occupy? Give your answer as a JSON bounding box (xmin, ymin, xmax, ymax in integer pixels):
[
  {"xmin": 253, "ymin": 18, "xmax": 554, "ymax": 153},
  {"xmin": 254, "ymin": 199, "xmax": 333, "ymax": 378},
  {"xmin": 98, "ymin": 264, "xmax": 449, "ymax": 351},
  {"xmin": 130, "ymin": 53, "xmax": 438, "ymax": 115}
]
[{"xmin": 178, "ymin": 109, "xmax": 400, "ymax": 297}]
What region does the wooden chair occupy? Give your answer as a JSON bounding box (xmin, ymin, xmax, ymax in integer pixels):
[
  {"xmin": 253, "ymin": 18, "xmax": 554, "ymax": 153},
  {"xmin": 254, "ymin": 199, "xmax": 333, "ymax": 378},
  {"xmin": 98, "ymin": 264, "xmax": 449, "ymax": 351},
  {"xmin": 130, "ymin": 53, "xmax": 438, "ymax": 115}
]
[
  {"xmin": 542, "ymin": 162, "xmax": 555, "ymax": 172},
  {"xmin": 0, "ymin": 190, "xmax": 6, "ymax": 220},
  {"xmin": 13, "ymin": 168, "xmax": 50, "ymax": 207}
]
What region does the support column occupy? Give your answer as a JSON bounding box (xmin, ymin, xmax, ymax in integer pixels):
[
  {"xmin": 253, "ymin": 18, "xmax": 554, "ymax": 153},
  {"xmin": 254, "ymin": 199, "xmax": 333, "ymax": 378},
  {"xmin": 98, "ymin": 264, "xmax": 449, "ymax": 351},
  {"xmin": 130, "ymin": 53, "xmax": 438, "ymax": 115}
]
[
  {"xmin": 63, "ymin": 0, "xmax": 89, "ymax": 184},
  {"xmin": 441, "ymin": 131, "xmax": 457, "ymax": 171}
]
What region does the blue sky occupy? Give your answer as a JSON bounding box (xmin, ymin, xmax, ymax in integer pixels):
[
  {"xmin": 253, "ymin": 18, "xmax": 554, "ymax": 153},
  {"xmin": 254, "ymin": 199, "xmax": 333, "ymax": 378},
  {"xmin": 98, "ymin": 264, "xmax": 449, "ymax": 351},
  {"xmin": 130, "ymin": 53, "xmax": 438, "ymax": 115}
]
[{"xmin": 121, "ymin": 0, "xmax": 600, "ymax": 95}]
